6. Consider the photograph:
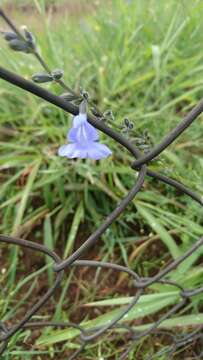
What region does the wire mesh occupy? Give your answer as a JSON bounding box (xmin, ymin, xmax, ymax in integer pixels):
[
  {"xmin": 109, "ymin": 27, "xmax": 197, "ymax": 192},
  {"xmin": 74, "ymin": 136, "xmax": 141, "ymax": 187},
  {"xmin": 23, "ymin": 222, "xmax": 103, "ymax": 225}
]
[{"xmin": 0, "ymin": 6, "xmax": 203, "ymax": 359}]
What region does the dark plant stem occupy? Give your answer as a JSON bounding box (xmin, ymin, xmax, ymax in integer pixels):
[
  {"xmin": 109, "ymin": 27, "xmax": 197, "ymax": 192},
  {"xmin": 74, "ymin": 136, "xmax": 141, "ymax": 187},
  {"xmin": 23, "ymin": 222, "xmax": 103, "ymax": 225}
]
[{"xmin": 0, "ymin": 8, "xmax": 23, "ymax": 40}]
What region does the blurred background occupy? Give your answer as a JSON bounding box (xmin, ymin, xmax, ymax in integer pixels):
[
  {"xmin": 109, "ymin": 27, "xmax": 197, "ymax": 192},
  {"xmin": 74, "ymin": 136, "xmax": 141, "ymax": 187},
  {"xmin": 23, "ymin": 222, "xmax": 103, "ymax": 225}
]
[{"xmin": 0, "ymin": 0, "xmax": 203, "ymax": 359}]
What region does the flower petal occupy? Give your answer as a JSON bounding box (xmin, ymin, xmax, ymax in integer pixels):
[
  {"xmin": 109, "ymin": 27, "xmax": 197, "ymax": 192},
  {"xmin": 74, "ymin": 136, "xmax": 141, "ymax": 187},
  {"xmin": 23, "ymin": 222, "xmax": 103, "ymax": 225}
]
[
  {"xmin": 68, "ymin": 120, "xmax": 99, "ymax": 143},
  {"xmin": 72, "ymin": 113, "xmax": 87, "ymax": 127},
  {"xmin": 87, "ymin": 142, "xmax": 112, "ymax": 160},
  {"xmin": 58, "ymin": 141, "xmax": 112, "ymax": 160},
  {"xmin": 58, "ymin": 143, "xmax": 87, "ymax": 158},
  {"xmin": 58, "ymin": 144, "xmax": 75, "ymax": 157},
  {"xmin": 67, "ymin": 127, "xmax": 78, "ymax": 142},
  {"xmin": 59, "ymin": 111, "xmax": 112, "ymax": 160}
]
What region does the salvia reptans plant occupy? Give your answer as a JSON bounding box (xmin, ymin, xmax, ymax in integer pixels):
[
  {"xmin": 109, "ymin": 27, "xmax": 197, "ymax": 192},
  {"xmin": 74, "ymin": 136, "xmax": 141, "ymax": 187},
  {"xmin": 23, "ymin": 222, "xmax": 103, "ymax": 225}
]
[
  {"xmin": 0, "ymin": 6, "xmax": 203, "ymax": 360},
  {"xmin": 1, "ymin": 11, "xmax": 112, "ymax": 160}
]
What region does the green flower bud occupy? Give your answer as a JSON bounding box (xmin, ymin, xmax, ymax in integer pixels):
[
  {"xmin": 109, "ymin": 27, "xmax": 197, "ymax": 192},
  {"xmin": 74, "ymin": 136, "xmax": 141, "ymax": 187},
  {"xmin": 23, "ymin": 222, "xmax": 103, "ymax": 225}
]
[
  {"xmin": 32, "ymin": 73, "xmax": 53, "ymax": 83},
  {"xmin": 9, "ymin": 39, "xmax": 31, "ymax": 53},
  {"xmin": 60, "ymin": 93, "xmax": 78, "ymax": 101},
  {"xmin": 2, "ymin": 31, "xmax": 18, "ymax": 41},
  {"xmin": 52, "ymin": 69, "xmax": 64, "ymax": 80},
  {"xmin": 21, "ymin": 26, "xmax": 36, "ymax": 51}
]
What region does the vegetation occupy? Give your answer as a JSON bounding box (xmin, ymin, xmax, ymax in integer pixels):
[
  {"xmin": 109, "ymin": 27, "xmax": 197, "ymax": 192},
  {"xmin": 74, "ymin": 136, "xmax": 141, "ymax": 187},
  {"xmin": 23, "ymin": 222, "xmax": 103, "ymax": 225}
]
[{"xmin": 0, "ymin": 0, "xmax": 203, "ymax": 358}]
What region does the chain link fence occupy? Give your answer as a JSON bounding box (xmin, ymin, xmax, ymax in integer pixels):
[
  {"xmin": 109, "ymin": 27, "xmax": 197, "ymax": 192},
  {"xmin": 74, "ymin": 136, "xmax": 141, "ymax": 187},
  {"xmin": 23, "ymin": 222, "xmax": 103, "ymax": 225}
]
[{"xmin": 0, "ymin": 6, "xmax": 203, "ymax": 359}]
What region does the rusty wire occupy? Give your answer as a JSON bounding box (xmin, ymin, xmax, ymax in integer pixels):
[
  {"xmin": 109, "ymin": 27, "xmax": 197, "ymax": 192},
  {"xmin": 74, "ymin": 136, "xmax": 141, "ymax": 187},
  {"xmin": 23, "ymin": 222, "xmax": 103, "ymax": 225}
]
[{"xmin": 0, "ymin": 7, "xmax": 203, "ymax": 359}]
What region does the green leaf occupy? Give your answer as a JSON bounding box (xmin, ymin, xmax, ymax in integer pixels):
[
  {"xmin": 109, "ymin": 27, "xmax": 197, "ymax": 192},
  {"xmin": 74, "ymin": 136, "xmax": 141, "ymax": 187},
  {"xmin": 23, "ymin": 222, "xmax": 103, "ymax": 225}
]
[
  {"xmin": 12, "ymin": 160, "xmax": 41, "ymax": 233},
  {"xmin": 64, "ymin": 201, "xmax": 84, "ymax": 258},
  {"xmin": 8, "ymin": 160, "xmax": 41, "ymax": 288},
  {"xmin": 137, "ymin": 204, "xmax": 181, "ymax": 259},
  {"xmin": 84, "ymin": 290, "xmax": 179, "ymax": 307},
  {"xmin": 44, "ymin": 216, "xmax": 54, "ymax": 285},
  {"xmin": 37, "ymin": 292, "xmax": 179, "ymax": 346}
]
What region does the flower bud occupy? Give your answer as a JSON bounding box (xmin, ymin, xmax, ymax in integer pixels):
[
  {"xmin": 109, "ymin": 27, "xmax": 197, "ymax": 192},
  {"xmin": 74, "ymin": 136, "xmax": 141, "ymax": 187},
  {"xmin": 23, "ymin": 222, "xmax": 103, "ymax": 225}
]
[
  {"xmin": 2, "ymin": 31, "xmax": 18, "ymax": 41},
  {"xmin": 60, "ymin": 93, "xmax": 78, "ymax": 101},
  {"xmin": 124, "ymin": 118, "xmax": 133, "ymax": 129},
  {"xmin": 21, "ymin": 25, "xmax": 36, "ymax": 50},
  {"xmin": 80, "ymin": 88, "xmax": 89, "ymax": 100},
  {"xmin": 32, "ymin": 73, "xmax": 53, "ymax": 83},
  {"xmin": 9, "ymin": 39, "xmax": 31, "ymax": 53},
  {"xmin": 103, "ymin": 110, "xmax": 114, "ymax": 120},
  {"xmin": 91, "ymin": 107, "xmax": 103, "ymax": 117},
  {"xmin": 124, "ymin": 118, "xmax": 130, "ymax": 127},
  {"xmin": 52, "ymin": 69, "xmax": 64, "ymax": 80}
]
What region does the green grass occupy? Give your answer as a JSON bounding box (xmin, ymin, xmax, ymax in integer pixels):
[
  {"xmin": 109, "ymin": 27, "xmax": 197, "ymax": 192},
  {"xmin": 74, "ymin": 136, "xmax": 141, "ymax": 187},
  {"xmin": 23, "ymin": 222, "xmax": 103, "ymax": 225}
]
[{"xmin": 0, "ymin": 0, "xmax": 203, "ymax": 358}]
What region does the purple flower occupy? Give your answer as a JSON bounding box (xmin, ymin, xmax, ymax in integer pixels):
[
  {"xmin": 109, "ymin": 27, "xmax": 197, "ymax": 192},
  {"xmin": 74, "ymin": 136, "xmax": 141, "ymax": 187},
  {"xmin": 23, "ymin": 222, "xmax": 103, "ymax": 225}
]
[{"xmin": 58, "ymin": 113, "xmax": 112, "ymax": 160}]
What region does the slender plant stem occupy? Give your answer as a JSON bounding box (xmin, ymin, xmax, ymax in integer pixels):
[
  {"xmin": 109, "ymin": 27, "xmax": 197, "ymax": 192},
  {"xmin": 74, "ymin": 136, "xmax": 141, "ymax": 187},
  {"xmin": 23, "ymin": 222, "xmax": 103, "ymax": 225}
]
[
  {"xmin": 0, "ymin": 8, "xmax": 23, "ymax": 40},
  {"xmin": 0, "ymin": 7, "xmax": 77, "ymax": 95}
]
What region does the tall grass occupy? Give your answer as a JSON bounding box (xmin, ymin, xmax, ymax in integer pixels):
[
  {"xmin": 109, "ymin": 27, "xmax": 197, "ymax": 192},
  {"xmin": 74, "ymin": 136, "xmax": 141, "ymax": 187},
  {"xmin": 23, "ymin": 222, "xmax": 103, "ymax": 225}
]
[{"xmin": 0, "ymin": 0, "xmax": 203, "ymax": 358}]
